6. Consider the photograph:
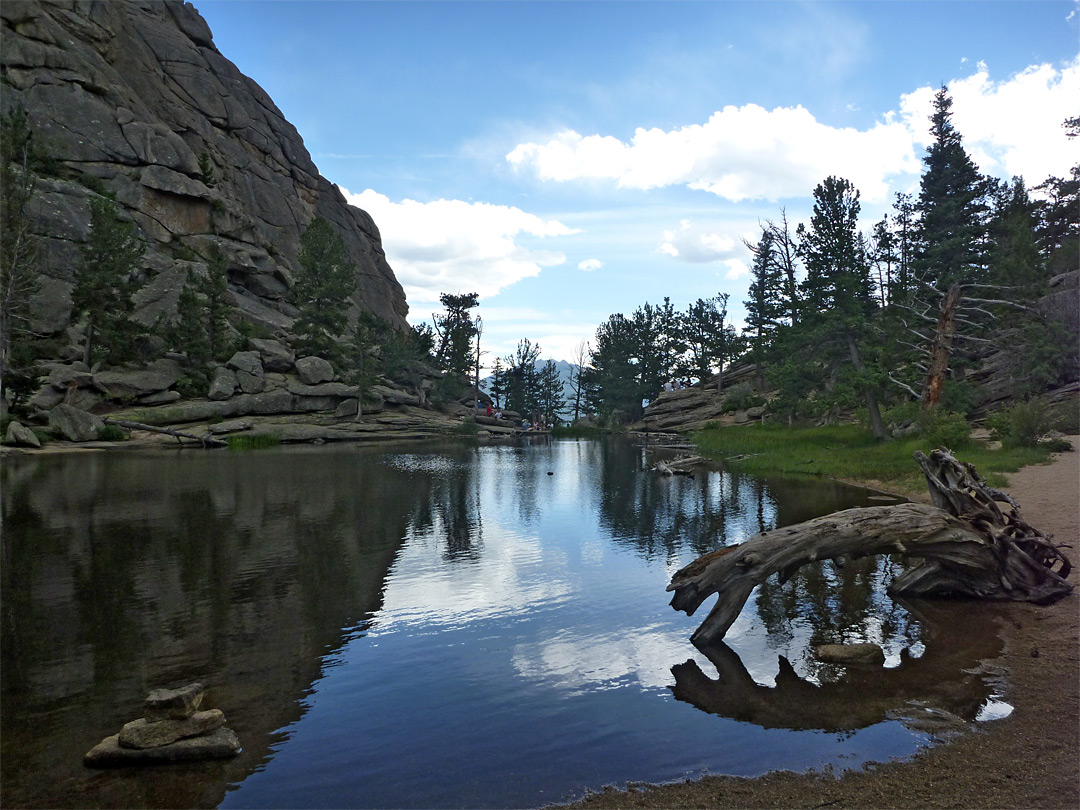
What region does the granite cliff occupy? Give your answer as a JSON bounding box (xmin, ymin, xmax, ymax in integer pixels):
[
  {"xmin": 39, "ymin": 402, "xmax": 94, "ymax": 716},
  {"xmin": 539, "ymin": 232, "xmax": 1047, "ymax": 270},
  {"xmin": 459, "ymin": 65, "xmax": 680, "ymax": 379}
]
[{"xmin": 1, "ymin": 0, "xmax": 408, "ymax": 345}]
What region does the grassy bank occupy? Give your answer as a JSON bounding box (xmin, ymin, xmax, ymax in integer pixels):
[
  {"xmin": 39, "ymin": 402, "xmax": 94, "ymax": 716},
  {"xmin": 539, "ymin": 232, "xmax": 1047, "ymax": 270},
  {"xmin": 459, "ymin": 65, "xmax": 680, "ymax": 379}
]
[{"xmin": 691, "ymin": 424, "xmax": 1053, "ymax": 494}]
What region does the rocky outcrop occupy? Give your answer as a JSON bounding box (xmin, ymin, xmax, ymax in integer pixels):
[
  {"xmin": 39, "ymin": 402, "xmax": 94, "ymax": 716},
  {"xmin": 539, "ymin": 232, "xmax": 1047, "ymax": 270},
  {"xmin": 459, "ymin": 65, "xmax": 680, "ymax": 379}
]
[
  {"xmin": 1, "ymin": 0, "xmax": 408, "ymax": 346},
  {"xmin": 635, "ymin": 365, "xmax": 768, "ymax": 433}
]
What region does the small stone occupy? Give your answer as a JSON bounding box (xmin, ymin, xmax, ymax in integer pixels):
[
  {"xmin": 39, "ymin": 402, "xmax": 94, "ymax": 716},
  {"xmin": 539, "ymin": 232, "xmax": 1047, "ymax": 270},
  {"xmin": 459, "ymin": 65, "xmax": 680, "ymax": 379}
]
[
  {"xmin": 144, "ymin": 682, "xmax": 204, "ymax": 721},
  {"xmin": 119, "ymin": 709, "xmax": 225, "ymax": 749},
  {"xmin": 814, "ymin": 643, "xmax": 885, "ymax": 666},
  {"xmin": 84, "ymin": 727, "xmax": 240, "ymax": 767}
]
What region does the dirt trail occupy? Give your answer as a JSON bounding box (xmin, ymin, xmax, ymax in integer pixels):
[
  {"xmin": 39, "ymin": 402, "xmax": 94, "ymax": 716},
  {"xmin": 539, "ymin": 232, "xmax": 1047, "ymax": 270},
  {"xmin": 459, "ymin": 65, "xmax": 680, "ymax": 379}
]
[{"xmin": 565, "ymin": 439, "xmax": 1080, "ymax": 810}]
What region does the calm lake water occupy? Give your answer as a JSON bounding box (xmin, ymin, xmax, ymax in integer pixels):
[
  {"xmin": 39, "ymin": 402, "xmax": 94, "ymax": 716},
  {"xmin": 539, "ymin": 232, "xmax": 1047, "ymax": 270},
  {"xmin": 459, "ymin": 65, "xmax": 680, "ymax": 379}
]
[{"xmin": 1, "ymin": 438, "xmax": 1007, "ymax": 808}]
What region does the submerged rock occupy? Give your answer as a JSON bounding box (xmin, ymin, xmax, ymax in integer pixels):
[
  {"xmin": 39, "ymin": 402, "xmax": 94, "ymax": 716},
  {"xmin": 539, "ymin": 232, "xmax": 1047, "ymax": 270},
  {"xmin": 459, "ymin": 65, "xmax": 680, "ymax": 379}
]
[
  {"xmin": 814, "ymin": 643, "xmax": 885, "ymax": 666},
  {"xmin": 84, "ymin": 727, "xmax": 241, "ymax": 767}
]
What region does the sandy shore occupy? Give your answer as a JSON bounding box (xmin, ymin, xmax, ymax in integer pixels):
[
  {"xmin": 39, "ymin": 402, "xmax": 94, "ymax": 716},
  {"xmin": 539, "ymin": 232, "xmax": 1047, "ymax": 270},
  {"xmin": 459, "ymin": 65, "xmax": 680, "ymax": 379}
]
[{"xmin": 564, "ymin": 438, "xmax": 1080, "ymax": 810}]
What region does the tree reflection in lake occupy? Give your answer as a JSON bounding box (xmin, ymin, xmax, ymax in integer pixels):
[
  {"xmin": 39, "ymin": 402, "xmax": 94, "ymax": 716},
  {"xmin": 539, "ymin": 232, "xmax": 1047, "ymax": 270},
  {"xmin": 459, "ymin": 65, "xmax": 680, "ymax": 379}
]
[{"xmin": 1, "ymin": 439, "xmax": 1005, "ymax": 809}]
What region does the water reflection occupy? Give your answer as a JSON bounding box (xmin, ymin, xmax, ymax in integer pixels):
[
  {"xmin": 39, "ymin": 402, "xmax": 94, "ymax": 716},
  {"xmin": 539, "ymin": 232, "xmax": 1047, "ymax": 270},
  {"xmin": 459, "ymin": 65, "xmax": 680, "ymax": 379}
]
[
  {"xmin": 672, "ymin": 598, "xmax": 1002, "ymax": 733},
  {"xmin": 1, "ymin": 439, "xmax": 1009, "ymax": 809}
]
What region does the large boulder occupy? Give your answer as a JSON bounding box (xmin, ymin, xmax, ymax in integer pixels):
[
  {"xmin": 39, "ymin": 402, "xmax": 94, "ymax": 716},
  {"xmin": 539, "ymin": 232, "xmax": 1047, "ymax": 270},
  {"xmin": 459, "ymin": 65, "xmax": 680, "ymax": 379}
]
[
  {"xmin": 4, "ymin": 421, "xmax": 41, "ymax": 448},
  {"xmin": 226, "ymin": 351, "xmax": 263, "ymax": 375},
  {"xmin": 93, "ymin": 359, "xmax": 183, "ymax": 400},
  {"xmin": 208, "ymin": 367, "xmax": 238, "ymax": 400},
  {"xmin": 248, "ymin": 338, "xmax": 295, "ymax": 373},
  {"xmin": 48, "ymin": 404, "xmax": 104, "ymax": 441},
  {"xmin": 295, "ymin": 355, "xmax": 335, "ymax": 385}
]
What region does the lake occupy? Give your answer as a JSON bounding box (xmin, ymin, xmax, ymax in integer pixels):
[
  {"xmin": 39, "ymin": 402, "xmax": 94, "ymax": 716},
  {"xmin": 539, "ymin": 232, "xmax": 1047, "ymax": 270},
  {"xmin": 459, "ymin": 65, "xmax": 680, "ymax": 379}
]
[{"xmin": 1, "ymin": 437, "xmax": 1007, "ymax": 808}]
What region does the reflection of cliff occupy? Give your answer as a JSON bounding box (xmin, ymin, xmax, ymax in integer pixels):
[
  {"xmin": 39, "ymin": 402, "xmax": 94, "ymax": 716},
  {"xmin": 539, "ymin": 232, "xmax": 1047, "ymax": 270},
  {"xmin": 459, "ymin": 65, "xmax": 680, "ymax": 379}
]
[
  {"xmin": 0, "ymin": 446, "xmax": 428, "ymax": 809},
  {"xmin": 672, "ymin": 599, "xmax": 1003, "ymax": 733}
]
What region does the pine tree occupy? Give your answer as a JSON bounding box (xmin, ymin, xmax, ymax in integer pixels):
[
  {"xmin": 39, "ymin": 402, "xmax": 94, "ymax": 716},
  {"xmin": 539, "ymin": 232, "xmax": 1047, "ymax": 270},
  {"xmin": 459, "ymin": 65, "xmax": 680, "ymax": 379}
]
[
  {"xmin": 537, "ymin": 359, "xmax": 566, "ymax": 424},
  {"xmin": 797, "ymin": 176, "xmax": 887, "ymax": 438},
  {"xmin": 912, "ymin": 87, "xmax": 987, "ymax": 287},
  {"xmin": 293, "ymin": 216, "xmax": 357, "ymax": 360},
  {"xmin": 743, "ymin": 227, "xmax": 786, "ymax": 386},
  {"xmin": 488, "ymin": 357, "xmax": 507, "ymax": 407},
  {"xmin": 432, "ymin": 292, "xmax": 479, "ymax": 377},
  {"xmin": 1, "ymin": 108, "xmax": 41, "ymax": 392},
  {"xmin": 73, "ymin": 198, "xmax": 145, "ymax": 365}
]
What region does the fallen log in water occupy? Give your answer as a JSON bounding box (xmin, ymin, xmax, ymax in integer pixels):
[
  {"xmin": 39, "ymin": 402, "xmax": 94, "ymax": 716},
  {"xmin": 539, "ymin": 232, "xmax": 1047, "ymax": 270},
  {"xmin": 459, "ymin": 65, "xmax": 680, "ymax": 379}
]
[{"xmin": 668, "ymin": 448, "xmax": 1073, "ymax": 645}]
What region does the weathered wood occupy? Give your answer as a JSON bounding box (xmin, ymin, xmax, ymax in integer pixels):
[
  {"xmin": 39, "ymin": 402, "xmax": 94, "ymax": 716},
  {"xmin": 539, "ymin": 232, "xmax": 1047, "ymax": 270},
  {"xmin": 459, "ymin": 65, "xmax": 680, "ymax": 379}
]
[
  {"xmin": 654, "ymin": 455, "xmax": 705, "ymax": 476},
  {"xmin": 103, "ymin": 418, "xmax": 227, "ymax": 448},
  {"xmin": 668, "ymin": 448, "xmax": 1073, "ymax": 645}
]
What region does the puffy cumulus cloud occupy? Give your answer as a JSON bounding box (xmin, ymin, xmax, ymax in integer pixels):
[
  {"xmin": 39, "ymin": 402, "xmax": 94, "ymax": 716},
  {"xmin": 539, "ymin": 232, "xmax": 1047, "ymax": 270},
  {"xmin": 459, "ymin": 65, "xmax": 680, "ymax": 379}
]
[
  {"xmin": 508, "ymin": 59, "xmax": 1080, "ymax": 202},
  {"xmin": 898, "ymin": 58, "xmax": 1080, "ymax": 184},
  {"xmin": 578, "ymin": 258, "xmax": 604, "ymax": 272},
  {"xmin": 658, "ymin": 219, "xmax": 739, "ymax": 263},
  {"xmin": 340, "ymin": 188, "xmax": 579, "ymax": 304},
  {"xmin": 507, "ymin": 105, "xmax": 919, "ymax": 203}
]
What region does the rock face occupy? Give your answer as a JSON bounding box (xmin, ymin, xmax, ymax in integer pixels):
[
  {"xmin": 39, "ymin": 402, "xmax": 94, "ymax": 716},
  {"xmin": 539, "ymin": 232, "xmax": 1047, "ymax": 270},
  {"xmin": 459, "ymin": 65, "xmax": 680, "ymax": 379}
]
[{"xmin": 1, "ymin": 0, "xmax": 408, "ymax": 342}]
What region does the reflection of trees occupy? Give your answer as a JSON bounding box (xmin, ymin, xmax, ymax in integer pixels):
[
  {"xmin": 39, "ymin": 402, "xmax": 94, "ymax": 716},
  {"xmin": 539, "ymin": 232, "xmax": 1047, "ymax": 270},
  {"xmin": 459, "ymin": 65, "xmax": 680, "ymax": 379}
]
[
  {"xmin": 753, "ymin": 556, "xmax": 916, "ymax": 669},
  {"xmin": 592, "ymin": 440, "xmax": 776, "ymax": 560},
  {"xmin": 395, "ymin": 447, "xmax": 484, "ymax": 561},
  {"xmin": 591, "ymin": 441, "xmax": 890, "ymax": 565},
  {"xmin": 671, "ymin": 599, "xmax": 1002, "ymax": 733}
]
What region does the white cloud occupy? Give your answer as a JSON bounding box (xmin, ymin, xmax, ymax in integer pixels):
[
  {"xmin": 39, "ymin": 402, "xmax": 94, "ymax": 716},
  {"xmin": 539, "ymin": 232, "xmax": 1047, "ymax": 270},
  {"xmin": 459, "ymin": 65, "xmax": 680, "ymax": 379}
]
[
  {"xmin": 897, "ymin": 58, "xmax": 1080, "ymax": 185},
  {"xmin": 340, "ymin": 187, "xmax": 579, "ymax": 304},
  {"xmin": 578, "ymin": 258, "xmax": 604, "ymax": 272},
  {"xmin": 508, "ymin": 105, "xmax": 919, "ymax": 203},
  {"xmin": 658, "ymin": 219, "xmax": 739, "ymax": 263},
  {"xmin": 508, "ymin": 58, "xmax": 1080, "ymax": 202},
  {"xmin": 723, "ymin": 258, "xmax": 750, "ymax": 280}
]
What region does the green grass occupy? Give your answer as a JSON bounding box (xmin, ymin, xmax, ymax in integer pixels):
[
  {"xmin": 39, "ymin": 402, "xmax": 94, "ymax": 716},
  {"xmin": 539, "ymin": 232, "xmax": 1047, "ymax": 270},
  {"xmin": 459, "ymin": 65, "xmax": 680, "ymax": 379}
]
[
  {"xmin": 691, "ymin": 423, "xmax": 1053, "ymax": 493},
  {"xmin": 226, "ymin": 434, "xmax": 281, "ymax": 450}
]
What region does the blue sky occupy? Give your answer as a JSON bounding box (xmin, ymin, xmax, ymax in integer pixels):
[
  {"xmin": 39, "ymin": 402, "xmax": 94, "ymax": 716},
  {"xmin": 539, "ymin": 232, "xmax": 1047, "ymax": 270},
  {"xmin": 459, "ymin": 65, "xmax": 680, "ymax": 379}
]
[{"xmin": 196, "ymin": 0, "xmax": 1080, "ymax": 365}]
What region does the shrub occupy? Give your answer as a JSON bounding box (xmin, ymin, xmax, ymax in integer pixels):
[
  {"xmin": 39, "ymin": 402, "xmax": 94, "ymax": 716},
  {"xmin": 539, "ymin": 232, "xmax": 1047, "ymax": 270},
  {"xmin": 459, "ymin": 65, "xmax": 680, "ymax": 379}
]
[
  {"xmin": 917, "ymin": 410, "xmax": 971, "ymax": 451},
  {"xmin": 97, "ymin": 424, "xmax": 128, "ymax": 441},
  {"xmin": 1041, "ymin": 437, "xmax": 1073, "ymax": 453},
  {"xmin": 721, "ymin": 382, "xmax": 764, "ymax": 413},
  {"xmin": 175, "ymin": 370, "xmax": 209, "ymax": 398},
  {"xmin": 987, "ymin": 400, "xmax": 1051, "ymax": 449}
]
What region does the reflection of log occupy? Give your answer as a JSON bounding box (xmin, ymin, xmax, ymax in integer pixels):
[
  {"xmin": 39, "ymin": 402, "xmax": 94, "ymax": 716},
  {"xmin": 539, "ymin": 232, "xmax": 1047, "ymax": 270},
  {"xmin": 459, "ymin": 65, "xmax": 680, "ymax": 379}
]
[
  {"xmin": 671, "ymin": 602, "xmax": 997, "ymax": 733},
  {"xmin": 668, "ymin": 449, "xmax": 1073, "ymax": 645},
  {"xmin": 103, "ymin": 418, "xmax": 228, "ymax": 448}
]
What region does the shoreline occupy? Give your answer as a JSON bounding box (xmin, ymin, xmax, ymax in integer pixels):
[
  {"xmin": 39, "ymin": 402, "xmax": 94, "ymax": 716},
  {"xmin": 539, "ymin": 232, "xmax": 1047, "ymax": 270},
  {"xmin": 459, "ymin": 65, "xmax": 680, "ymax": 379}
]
[{"xmin": 560, "ymin": 437, "xmax": 1079, "ymax": 809}]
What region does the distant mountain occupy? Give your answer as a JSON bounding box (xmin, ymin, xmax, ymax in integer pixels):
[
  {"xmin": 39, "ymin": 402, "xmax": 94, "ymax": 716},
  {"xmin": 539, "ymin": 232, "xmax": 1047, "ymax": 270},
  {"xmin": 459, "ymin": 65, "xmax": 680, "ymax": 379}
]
[{"xmin": 481, "ymin": 359, "xmax": 580, "ymax": 410}]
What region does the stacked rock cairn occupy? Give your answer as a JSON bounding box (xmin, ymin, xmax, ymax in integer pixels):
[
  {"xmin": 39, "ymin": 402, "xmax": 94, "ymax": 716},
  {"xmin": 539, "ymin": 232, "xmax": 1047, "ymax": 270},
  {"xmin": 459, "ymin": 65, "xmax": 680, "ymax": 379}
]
[{"xmin": 84, "ymin": 683, "xmax": 241, "ymax": 767}]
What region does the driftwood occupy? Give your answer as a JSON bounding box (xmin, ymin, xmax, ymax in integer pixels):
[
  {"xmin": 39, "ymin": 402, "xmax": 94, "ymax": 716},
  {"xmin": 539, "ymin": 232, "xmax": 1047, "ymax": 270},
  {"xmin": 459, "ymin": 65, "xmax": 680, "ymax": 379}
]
[
  {"xmin": 653, "ymin": 454, "xmax": 705, "ymax": 476},
  {"xmin": 668, "ymin": 448, "xmax": 1073, "ymax": 645},
  {"xmin": 103, "ymin": 418, "xmax": 228, "ymax": 448}
]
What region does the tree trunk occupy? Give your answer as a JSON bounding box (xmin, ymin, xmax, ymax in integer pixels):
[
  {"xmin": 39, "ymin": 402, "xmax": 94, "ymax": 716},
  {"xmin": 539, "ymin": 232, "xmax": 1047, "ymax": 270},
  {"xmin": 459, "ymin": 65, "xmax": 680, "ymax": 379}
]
[
  {"xmin": 102, "ymin": 418, "xmax": 228, "ymax": 448},
  {"xmin": 668, "ymin": 448, "xmax": 1072, "ymax": 645},
  {"xmin": 846, "ymin": 330, "xmax": 886, "ymax": 440},
  {"xmin": 922, "ymin": 283, "xmax": 961, "ymax": 409}
]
